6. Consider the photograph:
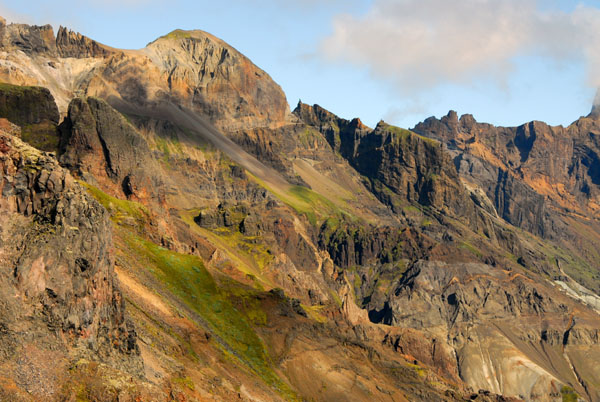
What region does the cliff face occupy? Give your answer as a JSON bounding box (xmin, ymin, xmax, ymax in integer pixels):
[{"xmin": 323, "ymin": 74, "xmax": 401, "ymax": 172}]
[
  {"xmin": 0, "ymin": 18, "xmax": 56, "ymax": 54},
  {"xmin": 413, "ymin": 110, "xmax": 600, "ymax": 294},
  {"xmin": 0, "ymin": 83, "xmax": 60, "ymax": 152},
  {"xmin": 0, "ymin": 18, "xmax": 112, "ymax": 58},
  {"xmin": 56, "ymin": 26, "xmax": 114, "ymax": 58},
  {"xmin": 59, "ymin": 97, "xmax": 162, "ymax": 202},
  {"xmin": 413, "ymin": 110, "xmax": 600, "ymax": 225},
  {"xmin": 143, "ymin": 30, "xmax": 289, "ymax": 132},
  {"xmin": 0, "ymin": 128, "xmax": 142, "ymax": 399},
  {"xmin": 294, "ymin": 103, "xmax": 480, "ymax": 225},
  {"xmin": 0, "ymin": 83, "xmax": 58, "ymax": 127}
]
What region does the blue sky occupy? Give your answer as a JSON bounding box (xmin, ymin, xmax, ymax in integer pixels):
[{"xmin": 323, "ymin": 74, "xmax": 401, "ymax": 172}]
[{"xmin": 1, "ymin": 0, "xmax": 599, "ymax": 129}]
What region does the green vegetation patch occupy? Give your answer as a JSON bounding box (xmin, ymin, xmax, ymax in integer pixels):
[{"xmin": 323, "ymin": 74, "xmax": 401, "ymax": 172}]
[
  {"xmin": 79, "ymin": 181, "xmax": 150, "ymax": 229},
  {"xmin": 0, "ymin": 82, "xmax": 47, "ymax": 96},
  {"xmin": 248, "ymin": 172, "xmax": 353, "ymax": 227},
  {"xmin": 179, "ymin": 210, "xmax": 276, "ymax": 290},
  {"xmin": 218, "ymin": 276, "xmax": 269, "ymax": 326},
  {"xmin": 123, "ymin": 232, "xmax": 295, "ymax": 399},
  {"xmin": 285, "ymin": 185, "xmax": 344, "ymax": 225},
  {"xmin": 560, "ymin": 385, "xmax": 579, "ymax": 402},
  {"xmin": 162, "ymin": 29, "xmax": 195, "ymax": 40},
  {"xmin": 172, "ymin": 376, "xmax": 195, "ymax": 391},
  {"xmin": 221, "ymin": 231, "xmax": 273, "ymax": 272},
  {"xmin": 459, "ymin": 241, "xmax": 483, "ymax": 258},
  {"xmin": 407, "ymin": 363, "xmax": 427, "ymax": 378},
  {"xmin": 379, "ymin": 122, "xmax": 439, "ymax": 146},
  {"xmin": 20, "ymin": 121, "xmax": 60, "ymax": 152},
  {"xmin": 153, "ymin": 135, "xmax": 184, "ymax": 166}
]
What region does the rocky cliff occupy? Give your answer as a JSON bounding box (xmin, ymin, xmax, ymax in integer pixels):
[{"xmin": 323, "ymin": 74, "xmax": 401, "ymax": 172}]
[
  {"xmin": 0, "ymin": 82, "xmax": 60, "ymax": 152},
  {"xmin": 144, "ymin": 30, "xmax": 289, "ymax": 132},
  {"xmin": 0, "ymin": 125, "xmax": 143, "ymax": 400},
  {"xmin": 413, "ymin": 110, "xmax": 600, "ymax": 293},
  {"xmin": 59, "ymin": 96, "xmax": 163, "ymax": 202}
]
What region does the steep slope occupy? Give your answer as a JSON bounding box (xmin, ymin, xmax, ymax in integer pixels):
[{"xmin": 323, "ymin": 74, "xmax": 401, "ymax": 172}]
[
  {"xmin": 0, "ymin": 81, "xmax": 484, "ymax": 401},
  {"xmin": 0, "ymin": 83, "xmax": 60, "ymax": 151},
  {"xmin": 413, "ymin": 111, "xmax": 600, "ymax": 293},
  {"xmin": 0, "ymin": 17, "xmax": 600, "ymax": 402},
  {"xmin": 294, "ymin": 102, "xmax": 600, "ymax": 401},
  {"xmin": 0, "ymin": 123, "xmax": 150, "ymax": 400}
]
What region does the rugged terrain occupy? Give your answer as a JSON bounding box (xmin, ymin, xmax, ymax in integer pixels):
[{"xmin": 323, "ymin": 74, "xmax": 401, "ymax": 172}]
[{"xmin": 0, "ymin": 16, "xmax": 598, "ymax": 402}]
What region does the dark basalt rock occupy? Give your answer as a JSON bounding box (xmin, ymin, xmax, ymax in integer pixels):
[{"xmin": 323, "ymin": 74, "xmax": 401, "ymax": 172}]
[
  {"xmin": 56, "ymin": 26, "xmax": 114, "ymax": 58},
  {"xmin": 295, "ymin": 102, "xmax": 480, "ymax": 226},
  {"xmin": 0, "ymin": 82, "xmax": 60, "ymax": 152},
  {"xmin": 0, "ymin": 130, "xmax": 142, "ymax": 374},
  {"xmin": 59, "ymin": 97, "xmax": 162, "ymax": 201},
  {"xmin": 293, "ymin": 101, "xmax": 370, "ymax": 160},
  {"xmin": 0, "ymin": 83, "xmax": 59, "ymax": 126}
]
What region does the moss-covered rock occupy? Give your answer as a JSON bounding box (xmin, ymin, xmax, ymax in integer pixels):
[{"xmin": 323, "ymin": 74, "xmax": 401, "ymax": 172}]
[{"xmin": 0, "ymin": 82, "xmax": 60, "ymax": 152}]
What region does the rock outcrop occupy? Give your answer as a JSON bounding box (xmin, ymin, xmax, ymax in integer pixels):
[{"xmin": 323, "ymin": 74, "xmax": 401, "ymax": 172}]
[
  {"xmin": 0, "ymin": 17, "xmax": 56, "ymax": 54},
  {"xmin": 56, "ymin": 26, "xmax": 114, "ymax": 58},
  {"xmin": 0, "ymin": 82, "xmax": 60, "ymax": 152},
  {"xmin": 295, "ymin": 103, "xmax": 480, "ymax": 225},
  {"xmin": 0, "ymin": 128, "xmax": 142, "ymax": 398},
  {"xmin": 0, "ymin": 18, "xmax": 112, "ymax": 59},
  {"xmin": 59, "ymin": 97, "xmax": 162, "ymax": 202},
  {"xmin": 143, "ymin": 30, "xmax": 289, "ymax": 132},
  {"xmin": 0, "ymin": 83, "xmax": 58, "ymax": 127},
  {"xmin": 413, "ymin": 110, "xmax": 600, "ymax": 225}
]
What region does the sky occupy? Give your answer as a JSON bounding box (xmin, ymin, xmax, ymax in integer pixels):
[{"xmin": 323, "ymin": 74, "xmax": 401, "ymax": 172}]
[{"xmin": 1, "ymin": 0, "xmax": 600, "ymax": 129}]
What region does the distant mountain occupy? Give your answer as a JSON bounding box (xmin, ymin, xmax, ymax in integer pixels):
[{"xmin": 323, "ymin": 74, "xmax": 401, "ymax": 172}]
[{"xmin": 0, "ymin": 16, "xmax": 598, "ymax": 402}]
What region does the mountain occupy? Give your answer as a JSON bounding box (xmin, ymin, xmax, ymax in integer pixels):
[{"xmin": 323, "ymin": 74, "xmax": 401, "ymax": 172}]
[{"xmin": 0, "ymin": 16, "xmax": 598, "ymax": 402}]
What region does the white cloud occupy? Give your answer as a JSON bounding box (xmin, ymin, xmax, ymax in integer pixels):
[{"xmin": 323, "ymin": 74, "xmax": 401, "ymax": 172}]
[{"xmin": 321, "ymin": 0, "xmax": 600, "ymax": 93}]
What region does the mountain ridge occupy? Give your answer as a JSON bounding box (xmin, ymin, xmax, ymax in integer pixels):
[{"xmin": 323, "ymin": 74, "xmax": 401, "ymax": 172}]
[{"xmin": 0, "ymin": 17, "xmax": 598, "ymax": 402}]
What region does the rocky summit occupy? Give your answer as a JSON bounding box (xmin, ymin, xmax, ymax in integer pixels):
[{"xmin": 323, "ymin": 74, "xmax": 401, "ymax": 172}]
[{"xmin": 0, "ymin": 16, "xmax": 598, "ymax": 402}]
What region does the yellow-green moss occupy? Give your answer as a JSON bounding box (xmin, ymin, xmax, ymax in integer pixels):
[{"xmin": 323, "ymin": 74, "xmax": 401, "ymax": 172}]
[
  {"xmin": 122, "ymin": 232, "xmax": 295, "ymax": 399},
  {"xmin": 248, "ymin": 173, "xmax": 350, "ymax": 227},
  {"xmin": 459, "ymin": 241, "xmax": 483, "ymax": 258},
  {"xmin": 20, "ymin": 121, "xmax": 60, "ymax": 152},
  {"xmin": 560, "ymin": 385, "xmax": 579, "ymax": 402},
  {"xmin": 179, "ymin": 210, "xmax": 276, "ymax": 289},
  {"xmin": 285, "ymin": 185, "xmax": 345, "ymax": 226},
  {"xmin": 0, "ymin": 82, "xmax": 47, "ymax": 95},
  {"xmin": 79, "ymin": 181, "xmax": 150, "ymax": 229},
  {"xmin": 380, "ymin": 122, "xmax": 439, "ymax": 146},
  {"xmin": 162, "ymin": 29, "xmax": 195, "ymax": 40},
  {"xmin": 173, "ymin": 376, "xmax": 195, "ymax": 391},
  {"xmin": 302, "ymin": 304, "xmax": 327, "ymax": 324},
  {"xmin": 407, "ymin": 363, "xmax": 427, "ymax": 378}
]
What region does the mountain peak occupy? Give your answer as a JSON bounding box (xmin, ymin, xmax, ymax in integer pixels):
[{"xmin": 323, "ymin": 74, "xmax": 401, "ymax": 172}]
[{"xmin": 147, "ymin": 28, "xmax": 224, "ymax": 47}]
